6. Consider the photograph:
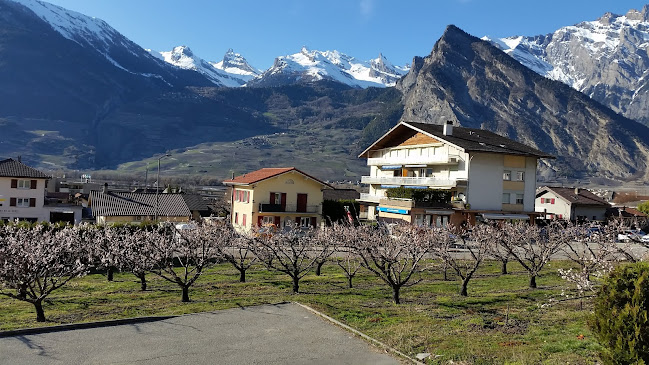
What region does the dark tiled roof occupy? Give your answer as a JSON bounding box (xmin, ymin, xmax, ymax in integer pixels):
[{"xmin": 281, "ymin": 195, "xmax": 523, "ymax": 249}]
[
  {"xmin": 224, "ymin": 167, "xmax": 332, "ymax": 188},
  {"xmin": 538, "ymin": 187, "xmax": 610, "ymax": 207},
  {"xmin": 0, "ymin": 158, "xmax": 50, "ymax": 178},
  {"xmin": 405, "ymin": 122, "xmax": 555, "ymax": 158},
  {"xmin": 181, "ymin": 194, "xmax": 210, "ymax": 212},
  {"xmin": 607, "ymin": 207, "xmax": 648, "ymax": 218},
  {"xmin": 324, "ymin": 189, "xmax": 360, "ymax": 201},
  {"xmin": 89, "ymin": 191, "xmax": 191, "ymax": 217}
]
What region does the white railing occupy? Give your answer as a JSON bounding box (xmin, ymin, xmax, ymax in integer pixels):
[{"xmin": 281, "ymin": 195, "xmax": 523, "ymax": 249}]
[
  {"xmin": 366, "ymin": 154, "xmax": 460, "ymax": 166},
  {"xmin": 359, "ymin": 193, "xmax": 383, "ymax": 203},
  {"xmin": 360, "ymin": 176, "xmax": 459, "ymax": 187}
]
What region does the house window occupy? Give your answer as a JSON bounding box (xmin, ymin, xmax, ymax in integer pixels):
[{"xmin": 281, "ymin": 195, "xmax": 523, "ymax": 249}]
[
  {"xmin": 502, "ymin": 193, "xmax": 510, "ymax": 204},
  {"xmin": 515, "ymin": 171, "xmax": 525, "ymax": 181},
  {"xmin": 300, "ymin": 217, "xmax": 311, "ymax": 228},
  {"xmin": 271, "ymin": 193, "xmax": 281, "ymax": 205},
  {"xmin": 16, "ymin": 198, "xmax": 30, "ymax": 207},
  {"xmin": 503, "ymin": 171, "xmax": 511, "ymax": 181},
  {"xmin": 516, "ymin": 194, "xmax": 524, "ymax": 204},
  {"xmin": 262, "ymin": 216, "xmax": 274, "ymax": 225},
  {"xmin": 17, "ymin": 180, "xmax": 31, "ymax": 189}
]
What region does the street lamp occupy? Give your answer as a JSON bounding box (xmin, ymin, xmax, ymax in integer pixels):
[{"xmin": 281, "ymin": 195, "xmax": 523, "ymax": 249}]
[{"xmin": 155, "ymin": 154, "xmax": 171, "ymax": 221}]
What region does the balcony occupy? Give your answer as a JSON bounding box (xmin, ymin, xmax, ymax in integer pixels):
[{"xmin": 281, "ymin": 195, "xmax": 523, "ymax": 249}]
[
  {"xmin": 367, "ymin": 154, "xmax": 460, "ymax": 166},
  {"xmin": 378, "ymin": 197, "xmax": 458, "ymax": 210},
  {"xmin": 258, "ymin": 203, "xmax": 320, "ymax": 214},
  {"xmin": 359, "ymin": 193, "xmax": 383, "ymax": 203},
  {"xmin": 360, "ymin": 176, "xmax": 463, "ymax": 188}
]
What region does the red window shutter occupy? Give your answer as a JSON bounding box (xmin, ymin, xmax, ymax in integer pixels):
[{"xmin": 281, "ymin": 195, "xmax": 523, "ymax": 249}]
[
  {"xmin": 30, "ymin": 180, "xmax": 37, "ymax": 189},
  {"xmin": 295, "ymin": 217, "xmax": 301, "ymax": 226},
  {"xmin": 30, "ymin": 198, "xmax": 36, "ymax": 207},
  {"xmin": 274, "ymin": 216, "xmax": 280, "ymax": 226},
  {"xmin": 270, "ymin": 192, "xmax": 275, "ymax": 204},
  {"xmin": 310, "ymin": 217, "xmax": 316, "ymax": 227},
  {"xmin": 540, "ymin": 198, "xmax": 545, "ymax": 204},
  {"xmin": 242, "ymin": 214, "xmax": 247, "ymax": 226},
  {"xmin": 11, "ymin": 179, "xmax": 17, "ymax": 188},
  {"xmin": 247, "ymin": 191, "xmax": 250, "ymax": 203},
  {"xmin": 10, "ymin": 198, "xmax": 16, "ymax": 207},
  {"xmin": 257, "ymin": 216, "xmax": 263, "ymax": 226},
  {"xmin": 551, "ymin": 199, "xmax": 555, "ymax": 204},
  {"xmin": 281, "ymin": 193, "xmax": 287, "ymax": 210}
]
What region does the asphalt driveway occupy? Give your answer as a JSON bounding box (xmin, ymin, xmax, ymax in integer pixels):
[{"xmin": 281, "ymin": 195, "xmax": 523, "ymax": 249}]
[{"xmin": 0, "ymin": 302, "xmax": 400, "ymax": 365}]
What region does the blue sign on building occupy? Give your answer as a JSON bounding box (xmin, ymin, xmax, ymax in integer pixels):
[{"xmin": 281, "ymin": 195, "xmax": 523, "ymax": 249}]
[{"xmin": 377, "ymin": 207, "xmax": 409, "ymax": 215}]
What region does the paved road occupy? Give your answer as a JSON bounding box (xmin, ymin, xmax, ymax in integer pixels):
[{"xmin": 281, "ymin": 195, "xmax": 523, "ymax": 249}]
[{"xmin": 0, "ymin": 303, "xmax": 400, "ymax": 365}]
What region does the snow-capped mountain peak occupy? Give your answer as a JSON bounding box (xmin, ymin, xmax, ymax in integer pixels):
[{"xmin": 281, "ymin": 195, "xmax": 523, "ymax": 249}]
[
  {"xmin": 211, "ymin": 48, "xmax": 260, "ymax": 78},
  {"xmin": 248, "ymin": 48, "xmax": 409, "ymax": 88},
  {"xmin": 153, "ymin": 46, "xmax": 245, "ymax": 87},
  {"xmin": 483, "ymin": 5, "xmax": 649, "ymax": 126}
]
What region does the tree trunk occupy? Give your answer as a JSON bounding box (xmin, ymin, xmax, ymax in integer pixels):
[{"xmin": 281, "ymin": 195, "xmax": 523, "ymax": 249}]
[
  {"xmin": 529, "ymin": 275, "xmax": 537, "ymax": 289},
  {"xmin": 348, "ymin": 276, "xmax": 354, "ymax": 289},
  {"xmin": 315, "ymin": 261, "xmax": 325, "ymax": 276},
  {"xmin": 136, "ymin": 272, "xmax": 147, "ymax": 291},
  {"xmin": 392, "ymin": 286, "xmax": 401, "ymax": 304},
  {"xmin": 292, "ymin": 276, "xmax": 300, "ymax": 293},
  {"xmin": 182, "ymin": 286, "xmax": 190, "ymax": 302},
  {"xmin": 459, "ymin": 278, "xmax": 470, "ymax": 296},
  {"xmin": 501, "ymin": 260, "xmax": 508, "ymax": 275},
  {"xmin": 443, "ymin": 264, "xmax": 448, "ymax": 281},
  {"xmin": 239, "ymin": 268, "xmax": 246, "ymax": 283},
  {"xmin": 107, "ymin": 267, "xmax": 114, "ymax": 282},
  {"xmin": 34, "ymin": 300, "xmax": 46, "ymax": 322}
]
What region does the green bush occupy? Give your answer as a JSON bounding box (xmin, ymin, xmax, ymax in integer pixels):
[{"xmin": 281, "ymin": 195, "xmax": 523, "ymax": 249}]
[
  {"xmin": 638, "ymin": 201, "xmax": 649, "ymax": 216},
  {"xmin": 591, "ymin": 262, "xmax": 649, "ymax": 364},
  {"xmin": 386, "ymin": 187, "xmax": 452, "ymax": 204}
]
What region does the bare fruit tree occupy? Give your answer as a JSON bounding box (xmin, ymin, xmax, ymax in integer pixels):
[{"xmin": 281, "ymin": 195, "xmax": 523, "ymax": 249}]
[
  {"xmin": 251, "ymin": 225, "xmax": 329, "ymax": 293},
  {"xmin": 220, "ymin": 226, "xmax": 257, "ymax": 283},
  {"xmin": 146, "ymin": 223, "xmax": 224, "ymax": 302},
  {"xmin": 501, "ymin": 221, "xmax": 567, "ymax": 289},
  {"xmin": 329, "ymin": 224, "xmax": 363, "ymax": 288},
  {"xmin": 354, "ymin": 224, "xmax": 430, "ymax": 304},
  {"xmin": 431, "ymin": 224, "xmax": 495, "ymax": 296},
  {"xmin": 0, "ymin": 224, "xmax": 92, "ymax": 322}
]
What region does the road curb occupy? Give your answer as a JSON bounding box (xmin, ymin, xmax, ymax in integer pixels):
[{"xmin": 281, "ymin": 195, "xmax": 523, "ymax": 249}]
[
  {"xmin": 0, "ymin": 315, "xmax": 176, "ymax": 338},
  {"xmin": 293, "ymin": 301, "xmax": 425, "ymax": 365}
]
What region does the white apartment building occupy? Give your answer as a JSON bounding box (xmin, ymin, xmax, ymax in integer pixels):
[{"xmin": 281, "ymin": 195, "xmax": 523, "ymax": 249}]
[
  {"xmin": 357, "ymin": 121, "xmax": 554, "ymax": 226},
  {"xmin": 0, "ymin": 158, "xmax": 50, "ymax": 223}
]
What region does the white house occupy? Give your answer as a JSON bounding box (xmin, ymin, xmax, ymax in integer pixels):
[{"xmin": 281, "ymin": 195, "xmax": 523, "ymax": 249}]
[
  {"xmin": 0, "ymin": 158, "xmax": 50, "ymax": 223},
  {"xmin": 357, "ymin": 121, "xmax": 554, "ymax": 226},
  {"xmin": 535, "ymin": 186, "xmax": 610, "ymax": 222}
]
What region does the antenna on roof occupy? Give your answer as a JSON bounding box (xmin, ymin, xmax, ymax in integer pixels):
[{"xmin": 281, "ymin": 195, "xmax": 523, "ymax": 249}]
[{"xmin": 16, "ymin": 155, "xmax": 21, "ymax": 163}]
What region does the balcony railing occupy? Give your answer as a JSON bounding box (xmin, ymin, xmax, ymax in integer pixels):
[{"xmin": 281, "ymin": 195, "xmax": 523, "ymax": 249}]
[
  {"xmin": 258, "ymin": 203, "xmax": 320, "ymax": 214},
  {"xmin": 358, "ymin": 193, "xmax": 383, "ymax": 203},
  {"xmin": 361, "ymin": 176, "xmax": 461, "ymax": 188},
  {"xmin": 367, "ymin": 154, "xmax": 460, "ymax": 166}
]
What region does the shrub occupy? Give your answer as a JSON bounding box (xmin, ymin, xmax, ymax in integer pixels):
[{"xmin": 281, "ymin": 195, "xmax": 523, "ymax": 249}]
[{"xmin": 591, "ymin": 262, "xmax": 649, "ymax": 364}]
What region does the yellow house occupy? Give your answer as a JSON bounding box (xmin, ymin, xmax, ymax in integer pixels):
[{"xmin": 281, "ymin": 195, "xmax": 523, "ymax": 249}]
[{"xmin": 223, "ymin": 167, "xmax": 331, "ymax": 233}]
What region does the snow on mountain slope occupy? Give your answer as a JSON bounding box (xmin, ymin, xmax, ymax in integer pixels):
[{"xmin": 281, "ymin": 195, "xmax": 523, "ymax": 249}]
[
  {"xmin": 7, "ymin": 0, "xmax": 206, "ymax": 86},
  {"xmin": 212, "ymin": 49, "xmax": 260, "ymax": 82},
  {"xmin": 151, "ymin": 46, "xmax": 245, "ymax": 87},
  {"xmin": 483, "ymin": 5, "xmax": 649, "ymax": 125},
  {"xmin": 249, "ymin": 47, "xmax": 409, "ymax": 88}
]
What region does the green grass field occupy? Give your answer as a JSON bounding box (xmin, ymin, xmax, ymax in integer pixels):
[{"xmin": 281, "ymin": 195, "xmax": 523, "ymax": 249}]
[{"xmin": 0, "ymin": 260, "xmax": 600, "ymax": 364}]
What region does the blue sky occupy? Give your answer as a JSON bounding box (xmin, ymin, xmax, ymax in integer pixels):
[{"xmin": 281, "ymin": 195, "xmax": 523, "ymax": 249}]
[{"xmin": 45, "ymin": 0, "xmax": 649, "ymax": 69}]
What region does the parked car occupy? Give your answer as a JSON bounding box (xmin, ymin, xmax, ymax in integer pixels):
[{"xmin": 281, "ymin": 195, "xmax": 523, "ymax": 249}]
[{"xmin": 617, "ymin": 230, "xmax": 646, "ymax": 243}]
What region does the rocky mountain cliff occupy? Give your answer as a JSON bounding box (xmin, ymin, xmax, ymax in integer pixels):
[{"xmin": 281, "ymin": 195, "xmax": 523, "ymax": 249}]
[
  {"xmin": 485, "ymin": 5, "xmax": 649, "ymax": 126},
  {"xmin": 397, "ymin": 25, "xmax": 649, "ymax": 182}
]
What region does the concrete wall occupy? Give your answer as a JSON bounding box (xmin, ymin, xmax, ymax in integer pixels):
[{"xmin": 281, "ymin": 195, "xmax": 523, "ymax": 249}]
[
  {"xmin": 0, "ymin": 177, "xmax": 50, "ymax": 222},
  {"xmin": 467, "ymin": 153, "xmax": 504, "ymax": 211}
]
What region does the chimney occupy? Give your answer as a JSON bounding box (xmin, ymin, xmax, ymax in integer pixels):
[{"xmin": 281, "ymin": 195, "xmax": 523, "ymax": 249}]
[
  {"xmin": 103, "ymin": 183, "xmax": 108, "ymax": 193},
  {"xmin": 574, "ymin": 187, "xmax": 579, "ymax": 195},
  {"xmin": 443, "ymin": 120, "xmax": 453, "ymax": 136}
]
